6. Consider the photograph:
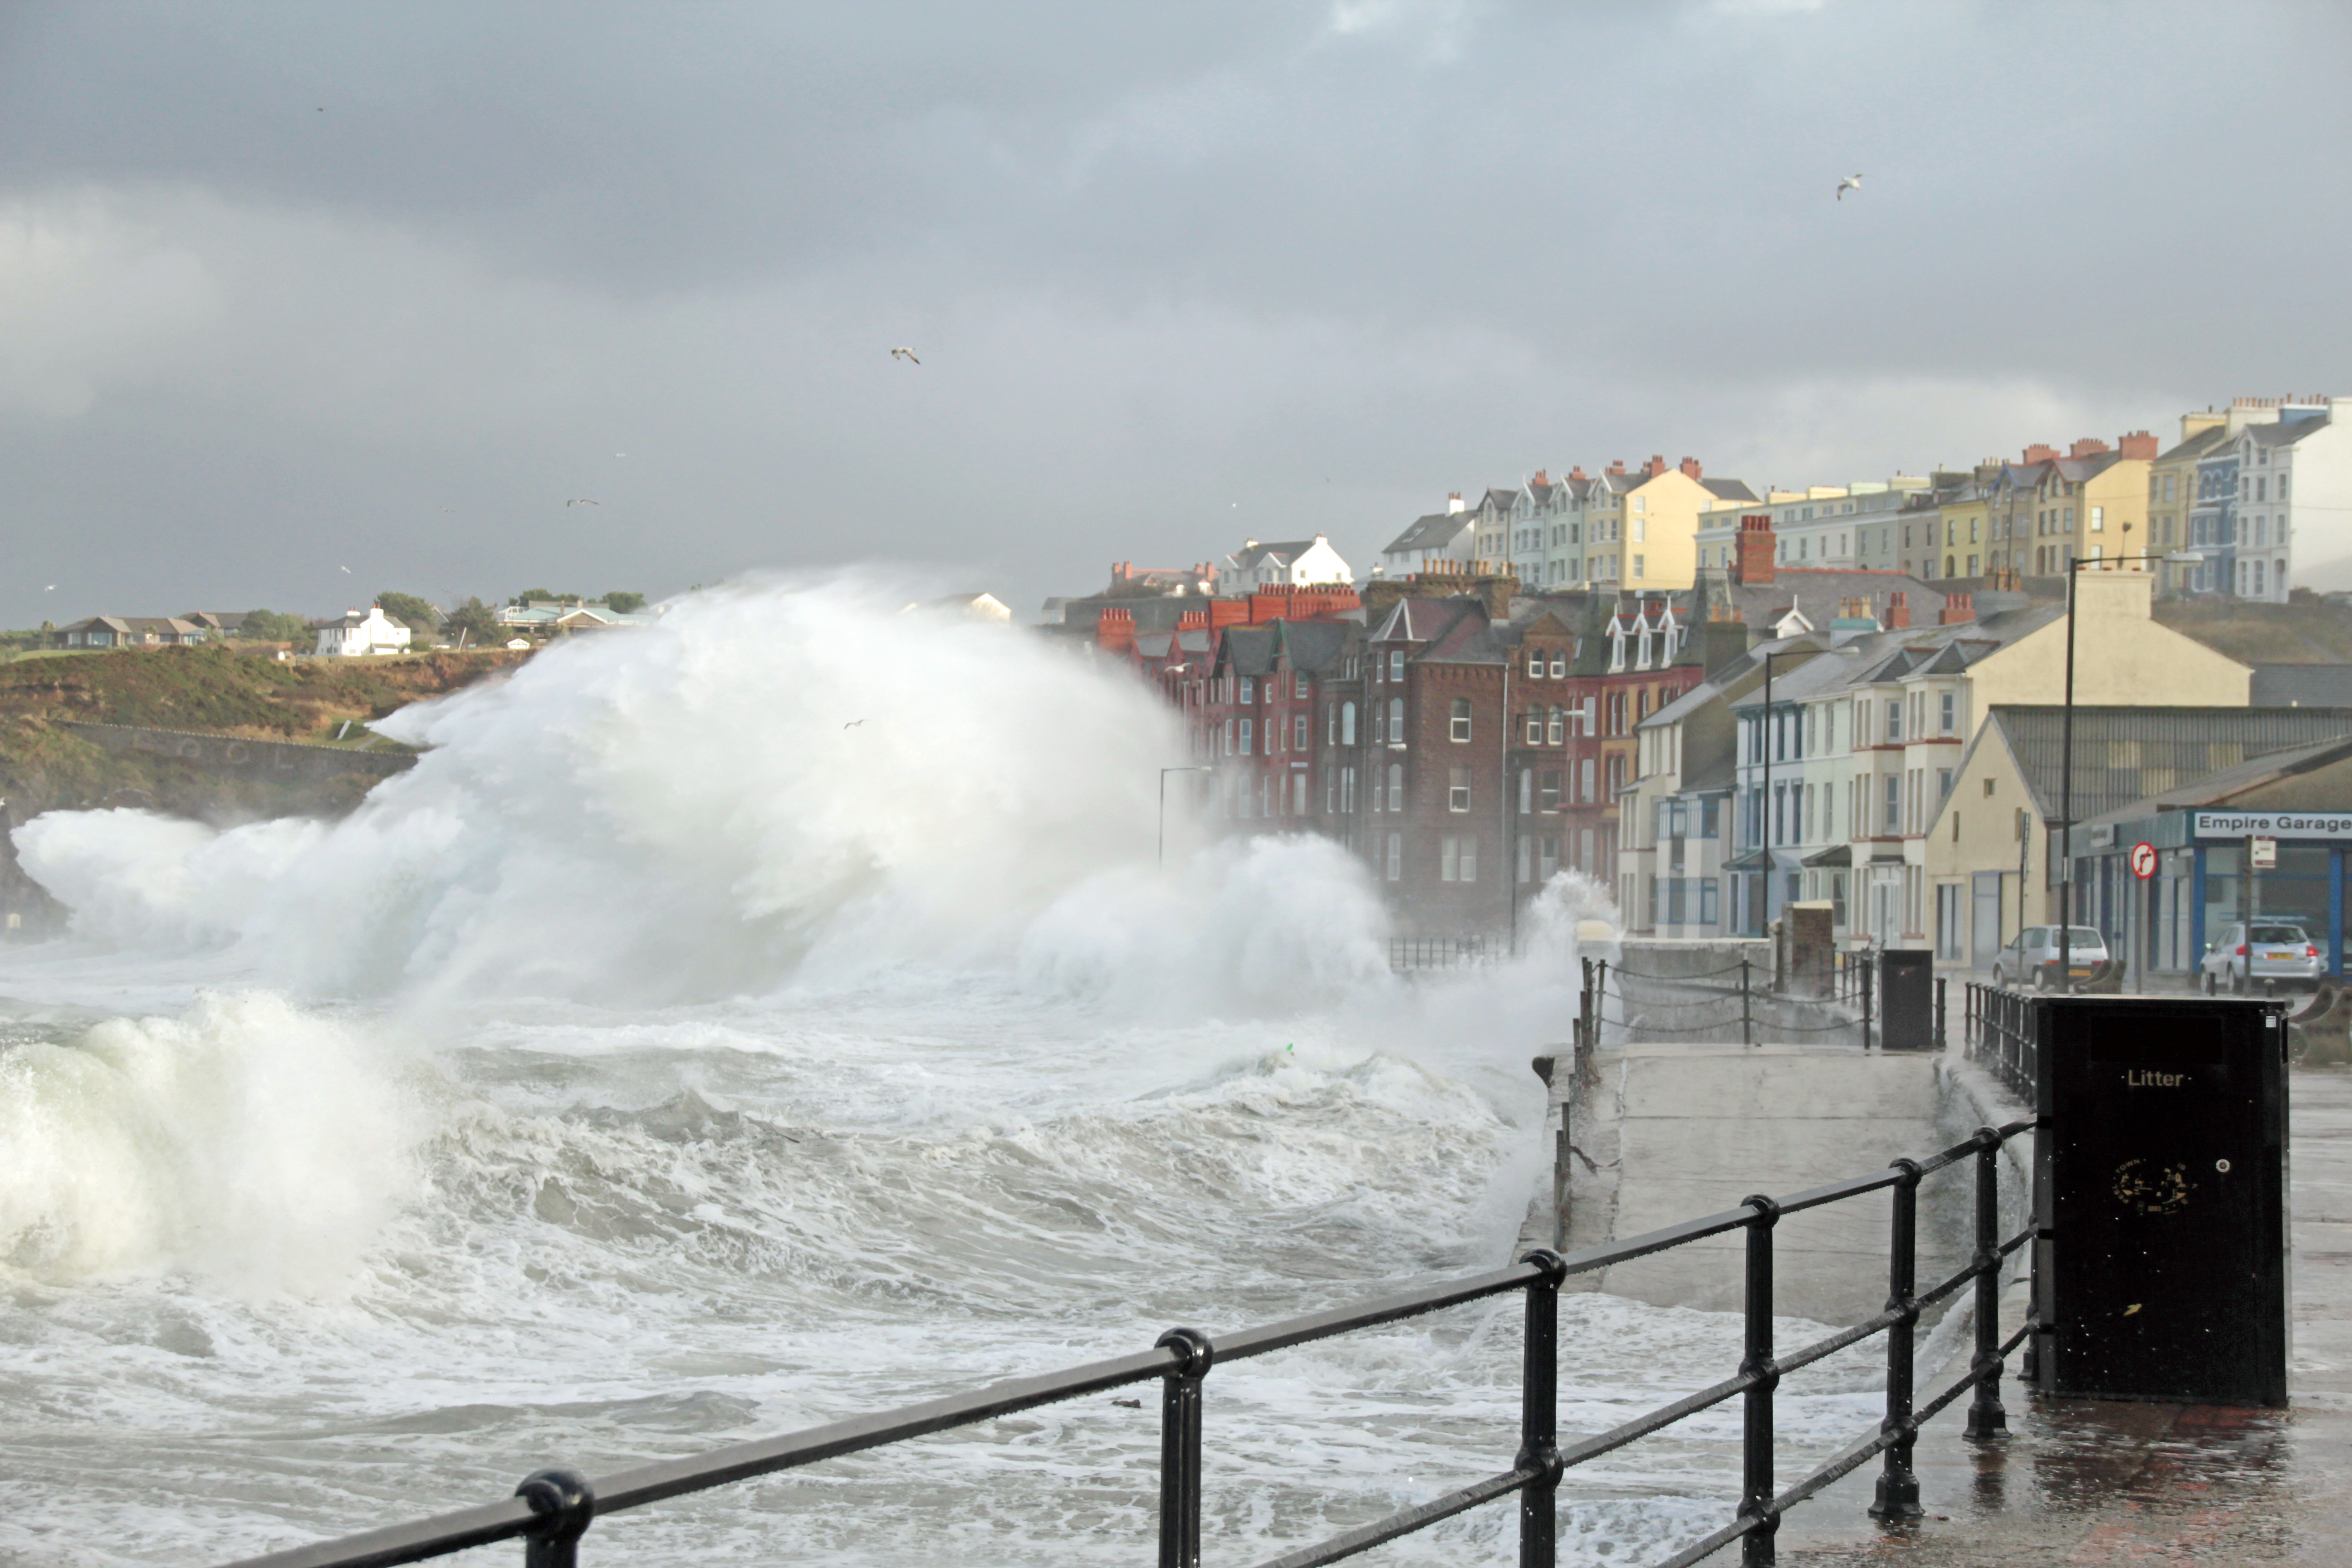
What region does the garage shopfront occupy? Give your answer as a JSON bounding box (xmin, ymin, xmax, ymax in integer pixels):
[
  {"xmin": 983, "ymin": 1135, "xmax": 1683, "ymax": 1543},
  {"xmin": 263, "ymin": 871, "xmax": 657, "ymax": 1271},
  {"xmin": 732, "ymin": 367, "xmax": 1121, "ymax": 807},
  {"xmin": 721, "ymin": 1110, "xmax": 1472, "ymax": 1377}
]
[{"xmin": 2073, "ymin": 810, "xmax": 2352, "ymax": 982}]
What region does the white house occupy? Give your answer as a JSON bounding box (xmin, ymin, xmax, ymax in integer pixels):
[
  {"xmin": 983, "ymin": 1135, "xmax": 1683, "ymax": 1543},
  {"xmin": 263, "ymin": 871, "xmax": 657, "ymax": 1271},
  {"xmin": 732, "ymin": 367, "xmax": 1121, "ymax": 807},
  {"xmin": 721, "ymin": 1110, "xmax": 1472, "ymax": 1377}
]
[
  {"xmin": 2232, "ymin": 399, "xmax": 2350, "ymax": 602},
  {"xmin": 1376, "ymin": 495, "xmax": 1476, "ymax": 578},
  {"xmin": 314, "ymin": 605, "xmax": 413, "ymax": 657},
  {"xmin": 1214, "ymin": 535, "xmax": 1354, "ymax": 596}
]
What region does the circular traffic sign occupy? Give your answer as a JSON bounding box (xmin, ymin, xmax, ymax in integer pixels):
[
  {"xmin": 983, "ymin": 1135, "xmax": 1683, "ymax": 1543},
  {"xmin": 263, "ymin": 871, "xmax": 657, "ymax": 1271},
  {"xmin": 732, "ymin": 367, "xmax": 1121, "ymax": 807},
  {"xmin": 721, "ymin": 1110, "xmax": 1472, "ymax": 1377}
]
[{"xmin": 2129, "ymin": 841, "xmax": 2157, "ymax": 880}]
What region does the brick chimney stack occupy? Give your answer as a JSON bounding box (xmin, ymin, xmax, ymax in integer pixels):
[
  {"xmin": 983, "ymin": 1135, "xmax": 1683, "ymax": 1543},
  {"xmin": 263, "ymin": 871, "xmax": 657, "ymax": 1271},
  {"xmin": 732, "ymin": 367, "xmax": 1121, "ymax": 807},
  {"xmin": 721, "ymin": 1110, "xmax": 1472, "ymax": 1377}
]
[
  {"xmin": 1938, "ymin": 592, "xmax": 1975, "ymax": 626},
  {"xmin": 2068, "ymin": 437, "xmax": 2111, "ymax": 460},
  {"xmin": 1176, "ymin": 610, "xmax": 1208, "ymax": 630},
  {"xmin": 1733, "ymin": 514, "xmax": 1776, "ymax": 586},
  {"xmin": 2117, "ymin": 430, "xmax": 2159, "ymax": 460},
  {"xmin": 1679, "ymin": 456, "xmax": 1703, "ymax": 481},
  {"xmin": 1568, "ymin": 465, "xmax": 1588, "ymax": 481},
  {"xmin": 1446, "ymin": 491, "xmax": 1465, "ymax": 513},
  {"xmin": 1643, "ymin": 455, "xmax": 1669, "ymax": 479},
  {"xmin": 2022, "ymin": 443, "xmax": 2059, "ymax": 465},
  {"xmin": 1606, "ymin": 459, "xmax": 1627, "ymax": 476},
  {"xmin": 1884, "ymin": 591, "xmax": 1911, "ymax": 630},
  {"xmin": 1532, "ymin": 468, "xmax": 1549, "ymax": 486},
  {"xmin": 1097, "ymin": 606, "xmax": 1136, "ymax": 654}
]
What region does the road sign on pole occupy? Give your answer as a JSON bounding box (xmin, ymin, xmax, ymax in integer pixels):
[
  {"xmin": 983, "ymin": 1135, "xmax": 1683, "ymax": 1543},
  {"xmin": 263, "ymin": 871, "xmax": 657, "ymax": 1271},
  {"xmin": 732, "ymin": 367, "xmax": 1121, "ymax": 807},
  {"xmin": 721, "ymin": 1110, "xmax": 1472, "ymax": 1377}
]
[{"xmin": 2130, "ymin": 841, "xmax": 2158, "ymax": 880}]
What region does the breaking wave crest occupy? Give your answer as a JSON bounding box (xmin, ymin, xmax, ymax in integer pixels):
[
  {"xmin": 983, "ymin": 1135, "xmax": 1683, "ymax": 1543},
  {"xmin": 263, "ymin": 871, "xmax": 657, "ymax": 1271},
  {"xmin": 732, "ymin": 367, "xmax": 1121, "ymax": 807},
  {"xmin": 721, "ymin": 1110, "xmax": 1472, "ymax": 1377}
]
[
  {"xmin": 13, "ymin": 578, "xmax": 1403, "ymax": 1008},
  {"xmin": 0, "ymin": 992, "xmax": 417, "ymax": 1293}
]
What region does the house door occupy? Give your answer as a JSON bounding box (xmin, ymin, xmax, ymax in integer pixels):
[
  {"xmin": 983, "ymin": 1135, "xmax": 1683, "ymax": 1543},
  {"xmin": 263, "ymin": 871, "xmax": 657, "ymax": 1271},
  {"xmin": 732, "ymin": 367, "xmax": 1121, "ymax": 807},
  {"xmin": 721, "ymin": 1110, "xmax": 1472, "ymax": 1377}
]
[{"xmin": 1972, "ymin": 871, "xmax": 2003, "ymax": 969}]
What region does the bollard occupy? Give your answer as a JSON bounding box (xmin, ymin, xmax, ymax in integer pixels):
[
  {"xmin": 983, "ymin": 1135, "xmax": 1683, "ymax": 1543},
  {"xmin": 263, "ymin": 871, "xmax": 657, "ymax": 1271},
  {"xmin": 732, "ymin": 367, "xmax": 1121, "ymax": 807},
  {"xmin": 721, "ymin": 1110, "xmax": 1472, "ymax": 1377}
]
[
  {"xmin": 1740, "ymin": 958, "xmax": 1754, "ymax": 1048},
  {"xmin": 1935, "ymin": 976, "xmax": 1947, "ymax": 1052},
  {"xmin": 1861, "ymin": 958, "xmax": 1875, "ymax": 1052}
]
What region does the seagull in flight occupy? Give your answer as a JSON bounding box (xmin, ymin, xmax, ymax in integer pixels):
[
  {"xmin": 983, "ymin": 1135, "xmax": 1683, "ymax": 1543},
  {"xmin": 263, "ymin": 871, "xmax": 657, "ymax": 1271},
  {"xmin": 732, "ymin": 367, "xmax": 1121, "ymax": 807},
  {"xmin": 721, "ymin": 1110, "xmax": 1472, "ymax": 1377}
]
[
  {"xmin": 339, "ymin": 565, "xmax": 351, "ymax": 573},
  {"xmin": 44, "ymin": 584, "xmax": 55, "ymax": 592},
  {"xmin": 566, "ymin": 498, "xmax": 600, "ymax": 507},
  {"xmin": 890, "ymin": 347, "xmax": 920, "ymax": 365},
  {"xmin": 843, "ymin": 719, "xmax": 864, "ymax": 729},
  {"xmin": 1835, "ymin": 173, "xmax": 1864, "ymax": 201}
]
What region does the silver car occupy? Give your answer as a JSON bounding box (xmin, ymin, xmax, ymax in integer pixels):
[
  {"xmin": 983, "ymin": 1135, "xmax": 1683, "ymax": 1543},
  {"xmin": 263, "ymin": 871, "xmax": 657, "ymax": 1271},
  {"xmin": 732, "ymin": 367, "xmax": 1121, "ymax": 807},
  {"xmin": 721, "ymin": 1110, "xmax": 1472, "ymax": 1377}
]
[
  {"xmin": 2201, "ymin": 921, "xmax": 2327, "ymax": 994},
  {"xmin": 1991, "ymin": 925, "xmax": 2109, "ymax": 990}
]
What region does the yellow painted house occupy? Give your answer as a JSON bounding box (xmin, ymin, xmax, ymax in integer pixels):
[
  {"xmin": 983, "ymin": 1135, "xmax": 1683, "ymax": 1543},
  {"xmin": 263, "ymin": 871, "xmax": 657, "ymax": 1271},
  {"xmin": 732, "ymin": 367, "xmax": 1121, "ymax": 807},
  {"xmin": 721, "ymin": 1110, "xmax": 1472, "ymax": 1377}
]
[
  {"xmin": 1588, "ymin": 457, "xmax": 1759, "ymax": 593},
  {"xmin": 1921, "ymin": 570, "xmax": 2253, "ymax": 966}
]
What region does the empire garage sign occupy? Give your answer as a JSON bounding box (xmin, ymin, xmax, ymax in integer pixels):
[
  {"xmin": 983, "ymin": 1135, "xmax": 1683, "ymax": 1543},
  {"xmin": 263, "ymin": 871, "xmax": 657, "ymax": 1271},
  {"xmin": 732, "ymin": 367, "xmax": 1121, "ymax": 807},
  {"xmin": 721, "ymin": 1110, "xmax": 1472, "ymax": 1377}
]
[{"xmin": 2195, "ymin": 812, "xmax": 2352, "ymax": 841}]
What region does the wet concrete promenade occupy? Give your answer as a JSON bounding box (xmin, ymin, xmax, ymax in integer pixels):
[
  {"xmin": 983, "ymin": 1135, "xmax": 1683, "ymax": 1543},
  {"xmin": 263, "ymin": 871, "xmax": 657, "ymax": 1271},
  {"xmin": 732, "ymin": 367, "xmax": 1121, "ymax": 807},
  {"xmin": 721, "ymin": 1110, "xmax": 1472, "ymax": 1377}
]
[{"xmin": 1775, "ymin": 1068, "xmax": 2352, "ymax": 1565}]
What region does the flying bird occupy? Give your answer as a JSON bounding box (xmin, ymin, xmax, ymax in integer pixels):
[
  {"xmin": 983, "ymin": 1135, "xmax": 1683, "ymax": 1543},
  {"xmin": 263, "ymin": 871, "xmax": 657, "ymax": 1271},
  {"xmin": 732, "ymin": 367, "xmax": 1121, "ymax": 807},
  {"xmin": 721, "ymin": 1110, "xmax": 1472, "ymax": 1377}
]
[
  {"xmin": 566, "ymin": 498, "xmax": 600, "ymax": 507},
  {"xmin": 890, "ymin": 347, "xmax": 920, "ymax": 364},
  {"xmin": 843, "ymin": 719, "xmax": 864, "ymax": 729},
  {"xmin": 338, "ymin": 565, "xmax": 351, "ymax": 573},
  {"xmin": 1835, "ymin": 173, "xmax": 1864, "ymax": 201}
]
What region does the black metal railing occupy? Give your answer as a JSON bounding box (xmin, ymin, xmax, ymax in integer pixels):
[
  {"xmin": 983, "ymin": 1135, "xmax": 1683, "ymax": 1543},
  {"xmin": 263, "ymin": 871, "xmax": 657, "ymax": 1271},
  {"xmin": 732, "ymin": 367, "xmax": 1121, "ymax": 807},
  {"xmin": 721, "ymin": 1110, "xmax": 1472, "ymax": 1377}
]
[
  {"xmin": 1587, "ymin": 956, "xmax": 1875, "ymax": 1050},
  {"xmin": 1964, "ymin": 982, "xmax": 2037, "ymax": 1101},
  {"xmin": 1390, "ymin": 935, "xmax": 1504, "ymax": 971},
  {"xmin": 211, "ymin": 1125, "xmax": 2033, "ymax": 1568}
]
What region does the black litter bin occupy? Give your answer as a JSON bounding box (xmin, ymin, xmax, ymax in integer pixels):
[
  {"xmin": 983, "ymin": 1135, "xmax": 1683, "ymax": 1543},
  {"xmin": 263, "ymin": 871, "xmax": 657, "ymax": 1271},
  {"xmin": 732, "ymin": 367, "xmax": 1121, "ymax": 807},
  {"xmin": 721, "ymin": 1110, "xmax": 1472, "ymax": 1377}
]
[
  {"xmin": 2032, "ymin": 995, "xmax": 2289, "ymax": 1406},
  {"xmin": 1878, "ymin": 949, "xmax": 1934, "ymax": 1051}
]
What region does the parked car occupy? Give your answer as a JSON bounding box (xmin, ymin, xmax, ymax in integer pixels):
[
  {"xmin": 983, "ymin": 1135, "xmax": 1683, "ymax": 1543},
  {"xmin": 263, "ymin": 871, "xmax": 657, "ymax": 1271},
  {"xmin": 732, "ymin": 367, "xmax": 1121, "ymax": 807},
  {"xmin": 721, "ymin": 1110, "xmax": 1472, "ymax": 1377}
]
[
  {"xmin": 1991, "ymin": 926, "xmax": 2108, "ymax": 990},
  {"xmin": 2201, "ymin": 922, "xmax": 2327, "ymax": 994}
]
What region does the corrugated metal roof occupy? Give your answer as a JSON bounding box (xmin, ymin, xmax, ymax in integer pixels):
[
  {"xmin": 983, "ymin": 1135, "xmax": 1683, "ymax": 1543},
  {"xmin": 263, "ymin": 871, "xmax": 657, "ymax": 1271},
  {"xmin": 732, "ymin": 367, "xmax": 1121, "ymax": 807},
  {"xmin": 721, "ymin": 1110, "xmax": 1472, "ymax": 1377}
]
[{"xmin": 1989, "ymin": 705, "xmax": 2352, "ymax": 821}]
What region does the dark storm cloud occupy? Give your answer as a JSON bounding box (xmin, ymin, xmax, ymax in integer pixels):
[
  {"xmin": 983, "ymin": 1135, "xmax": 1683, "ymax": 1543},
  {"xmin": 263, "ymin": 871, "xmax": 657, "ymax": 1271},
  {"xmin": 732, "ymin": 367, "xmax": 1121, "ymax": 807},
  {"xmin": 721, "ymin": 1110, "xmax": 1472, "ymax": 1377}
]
[{"xmin": 1, "ymin": 1, "xmax": 2348, "ymax": 627}]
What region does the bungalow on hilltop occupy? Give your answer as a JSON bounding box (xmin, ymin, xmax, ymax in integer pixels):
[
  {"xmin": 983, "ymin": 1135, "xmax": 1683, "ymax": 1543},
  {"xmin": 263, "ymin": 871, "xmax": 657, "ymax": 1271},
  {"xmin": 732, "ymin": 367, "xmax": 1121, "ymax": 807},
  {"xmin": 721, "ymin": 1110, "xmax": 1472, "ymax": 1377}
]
[{"xmin": 54, "ymin": 615, "xmax": 209, "ymax": 649}]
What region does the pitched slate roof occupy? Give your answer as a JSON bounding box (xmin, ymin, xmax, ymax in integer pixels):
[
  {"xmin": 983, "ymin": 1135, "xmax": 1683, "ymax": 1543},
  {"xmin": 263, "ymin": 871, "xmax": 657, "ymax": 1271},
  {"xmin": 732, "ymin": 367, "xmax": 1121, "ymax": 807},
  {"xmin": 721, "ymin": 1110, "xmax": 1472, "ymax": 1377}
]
[
  {"xmin": 1701, "ymin": 478, "xmax": 1760, "ymax": 502},
  {"xmin": 1227, "ymin": 539, "xmax": 1322, "ymax": 569},
  {"xmin": 1382, "ymin": 511, "xmax": 1474, "ymax": 554}
]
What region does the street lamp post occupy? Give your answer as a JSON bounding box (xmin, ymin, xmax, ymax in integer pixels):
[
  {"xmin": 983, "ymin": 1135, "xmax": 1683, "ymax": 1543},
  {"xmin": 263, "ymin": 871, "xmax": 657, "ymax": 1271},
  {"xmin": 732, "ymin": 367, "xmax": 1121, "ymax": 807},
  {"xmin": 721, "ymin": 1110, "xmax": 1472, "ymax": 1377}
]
[
  {"xmin": 1160, "ymin": 765, "xmax": 1214, "ymax": 871},
  {"xmin": 2054, "ymin": 551, "xmax": 2198, "ymax": 989}
]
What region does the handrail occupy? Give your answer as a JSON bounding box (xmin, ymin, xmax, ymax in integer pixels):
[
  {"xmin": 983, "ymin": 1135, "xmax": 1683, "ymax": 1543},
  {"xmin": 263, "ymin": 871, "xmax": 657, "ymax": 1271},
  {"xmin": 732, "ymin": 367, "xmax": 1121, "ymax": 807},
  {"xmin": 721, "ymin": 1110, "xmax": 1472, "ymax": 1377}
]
[{"xmin": 212, "ymin": 1121, "xmax": 2035, "ymax": 1568}]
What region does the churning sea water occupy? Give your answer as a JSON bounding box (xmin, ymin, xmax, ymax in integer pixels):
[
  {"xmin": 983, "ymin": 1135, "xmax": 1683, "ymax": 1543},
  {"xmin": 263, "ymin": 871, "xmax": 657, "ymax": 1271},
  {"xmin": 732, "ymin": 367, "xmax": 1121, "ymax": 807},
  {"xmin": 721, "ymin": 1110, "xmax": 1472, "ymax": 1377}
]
[{"xmin": 0, "ymin": 580, "xmax": 1881, "ymax": 1567}]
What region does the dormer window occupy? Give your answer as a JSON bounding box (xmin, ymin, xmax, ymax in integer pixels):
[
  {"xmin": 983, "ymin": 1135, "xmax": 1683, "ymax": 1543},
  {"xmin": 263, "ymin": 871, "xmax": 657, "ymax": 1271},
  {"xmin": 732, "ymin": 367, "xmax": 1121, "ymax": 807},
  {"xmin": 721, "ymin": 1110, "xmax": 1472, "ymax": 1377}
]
[
  {"xmin": 1527, "ymin": 650, "xmax": 1544, "ymax": 678},
  {"xmin": 1609, "ymin": 632, "xmax": 1627, "ymax": 672},
  {"xmin": 1549, "ymin": 651, "xmax": 1566, "ymax": 678}
]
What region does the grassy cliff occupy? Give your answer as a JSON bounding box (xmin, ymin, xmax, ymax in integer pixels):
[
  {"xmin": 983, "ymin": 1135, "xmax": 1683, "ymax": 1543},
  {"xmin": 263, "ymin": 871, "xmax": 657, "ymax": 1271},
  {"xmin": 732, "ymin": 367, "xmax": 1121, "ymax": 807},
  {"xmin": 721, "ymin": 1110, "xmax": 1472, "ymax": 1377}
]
[{"xmin": 0, "ymin": 647, "xmax": 525, "ymax": 930}]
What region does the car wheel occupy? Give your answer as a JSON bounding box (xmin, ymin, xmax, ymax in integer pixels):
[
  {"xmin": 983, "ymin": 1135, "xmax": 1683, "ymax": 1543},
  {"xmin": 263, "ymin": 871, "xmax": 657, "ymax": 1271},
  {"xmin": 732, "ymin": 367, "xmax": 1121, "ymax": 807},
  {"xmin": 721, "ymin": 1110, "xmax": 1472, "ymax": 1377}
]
[
  {"xmin": 2232, "ymin": 969, "xmax": 2246, "ymax": 996},
  {"xmin": 1992, "ymin": 965, "xmax": 2006, "ymax": 989}
]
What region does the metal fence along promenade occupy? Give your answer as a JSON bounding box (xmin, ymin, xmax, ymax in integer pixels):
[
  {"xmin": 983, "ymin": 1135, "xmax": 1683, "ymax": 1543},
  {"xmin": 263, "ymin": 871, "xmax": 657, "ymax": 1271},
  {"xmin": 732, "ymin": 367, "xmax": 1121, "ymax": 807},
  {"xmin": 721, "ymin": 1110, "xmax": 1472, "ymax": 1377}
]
[
  {"xmin": 214, "ymin": 1125, "xmax": 2034, "ymax": 1568},
  {"xmin": 1964, "ymin": 982, "xmax": 2038, "ymax": 1100}
]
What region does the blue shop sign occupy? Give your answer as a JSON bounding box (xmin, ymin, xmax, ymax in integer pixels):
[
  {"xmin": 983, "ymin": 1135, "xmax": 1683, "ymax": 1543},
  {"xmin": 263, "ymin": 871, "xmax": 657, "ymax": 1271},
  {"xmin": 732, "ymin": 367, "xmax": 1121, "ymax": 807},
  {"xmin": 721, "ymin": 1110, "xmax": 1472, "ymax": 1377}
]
[{"xmin": 2195, "ymin": 812, "xmax": 2352, "ymax": 841}]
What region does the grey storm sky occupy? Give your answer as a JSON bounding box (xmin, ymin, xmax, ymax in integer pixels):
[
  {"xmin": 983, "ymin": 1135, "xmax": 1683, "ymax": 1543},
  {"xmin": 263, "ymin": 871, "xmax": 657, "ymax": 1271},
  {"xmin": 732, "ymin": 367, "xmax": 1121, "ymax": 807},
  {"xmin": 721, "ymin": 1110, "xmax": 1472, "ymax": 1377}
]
[{"xmin": 2, "ymin": 0, "xmax": 2347, "ymax": 627}]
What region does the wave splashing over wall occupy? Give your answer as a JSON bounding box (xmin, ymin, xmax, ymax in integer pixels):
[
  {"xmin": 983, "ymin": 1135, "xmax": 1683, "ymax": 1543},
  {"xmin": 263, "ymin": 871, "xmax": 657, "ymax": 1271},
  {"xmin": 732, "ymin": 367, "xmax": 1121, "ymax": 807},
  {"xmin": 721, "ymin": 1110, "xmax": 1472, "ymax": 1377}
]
[{"xmin": 15, "ymin": 578, "xmax": 1398, "ymax": 1009}]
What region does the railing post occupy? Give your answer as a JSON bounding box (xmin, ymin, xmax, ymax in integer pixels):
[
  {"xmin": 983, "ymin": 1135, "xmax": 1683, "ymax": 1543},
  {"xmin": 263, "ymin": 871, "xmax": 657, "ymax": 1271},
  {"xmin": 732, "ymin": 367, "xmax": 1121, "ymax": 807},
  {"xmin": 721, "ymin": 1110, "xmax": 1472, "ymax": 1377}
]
[
  {"xmin": 1935, "ymin": 976, "xmax": 1947, "ymax": 1052},
  {"xmin": 1869, "ymin": 1160, "xmax": 1924, "ymax": 1522},
  {"xmin": 1518, "ymin": 1249, "xmax": 1568, "ymax": 1568},
  {"xmin": 1553, "ymin": 1123, "xmax": 1569, "ymax": 1251},
  {"xmin": 1965, "ymin": 1129, "xmax": 2011, "ymax": 1440},
  {"xmin": 1740, "ymin": 958, "xmax": 1754, "ymax": 1048},
  {"xmin": 1156, "ymin": 1328, "xmax": 1214, "ymax": 1568},
  {"xmin": 1739, "ymin": 1196, "xmax": 1780, "ymax": 1566},
  {"xmin": 515, "ymin": 1469, "xmax": 594, "ymax": 1568},
  {"xmin": 1862, "ymin": 957, "xmax": 1875, "ymax": 1052}
]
